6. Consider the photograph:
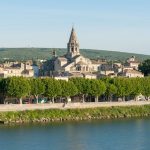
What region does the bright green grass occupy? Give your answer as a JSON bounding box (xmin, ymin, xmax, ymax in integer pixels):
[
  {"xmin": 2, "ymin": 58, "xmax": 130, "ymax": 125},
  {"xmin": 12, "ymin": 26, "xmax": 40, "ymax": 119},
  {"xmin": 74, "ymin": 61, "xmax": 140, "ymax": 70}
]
[{"xmin": 0, "ymin": 105, "xmax": 150, "ymax": 123}]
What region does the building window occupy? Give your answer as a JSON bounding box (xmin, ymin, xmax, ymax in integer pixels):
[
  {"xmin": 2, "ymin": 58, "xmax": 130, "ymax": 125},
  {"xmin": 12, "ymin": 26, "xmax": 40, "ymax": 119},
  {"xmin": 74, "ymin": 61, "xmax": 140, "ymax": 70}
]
[
  {"xmin": 86, "ymin": 66, "xmax": 88, "ymax": 71},
  {"xmin": 71, "ymin": 48, "xmax": 74, "ymax": 52},
  {"xmin": 77, "ymin": 66, "xmax": 81, "ymax": 71}
]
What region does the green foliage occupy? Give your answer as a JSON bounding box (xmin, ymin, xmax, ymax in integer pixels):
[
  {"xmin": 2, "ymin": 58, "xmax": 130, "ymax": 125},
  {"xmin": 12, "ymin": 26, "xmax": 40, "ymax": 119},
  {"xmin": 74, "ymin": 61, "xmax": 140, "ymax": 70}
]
[
  {"xmin": 102, "ymin": 78, "xmax": 117, "ymax": 101},
  {"xmin": 29, "ymin": 78, "xmax": 45, "ymax": 96},
  {"xmin": 0, "ymin": 76, "xmax": 150, "ymax": 103},
  {"xmin": 129, "ymin": 78, "xmax": 142, "ymax": 97},
  {"xmin": 114, "ymin": 78, "xmax": 128, "ymax": 98},
  {"xmin": 1, "ymin": 105, "xmax": 150, "ymax": 123},
  {"xmin": 59, "ymin": 80, "xmax": 78, "ymax": 97},
  {"xmin": 42, "ymin": 78, "xmax": 62, "ymax": 98},
  {"xmin": 139, "ymin": 59, "xmax": 150, "ymax": 76},
  {"xmin": 6, "ymin": 77, "xmax": 30, "ymax": 98},
  {"xmin": 140, "ymin": 77, "xmax": 150, "ymax": 97},
  {"xmin": 0, "ymin": 78, "xmax": 7, "ymax": 95},
  {"xmin": 69, "ymin": 78, "xmax": 85, "ymax": 95},
  {"xmin": 70, "ymin": 78, "xmax": 91, "ymax": 95},
  {"xmin": 89, "ymin": 79, "xmax": 106, "ymax": 96}
]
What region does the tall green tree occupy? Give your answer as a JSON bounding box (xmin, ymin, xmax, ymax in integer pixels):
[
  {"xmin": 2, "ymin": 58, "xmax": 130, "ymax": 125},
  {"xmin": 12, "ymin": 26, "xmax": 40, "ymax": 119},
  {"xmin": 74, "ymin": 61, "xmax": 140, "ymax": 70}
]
[
  {"xmin": 129, "ymin": 78, "xmax": 142, "ymax": 101},
  {"xmin": 102, "ymin": 78, "xmax": 117, "ymax": 101},
  {"xmin": 0, "ymin": 78, "xmax": 8, "ymax": 104},
  {"xmin": 139, "ymin": 59, "xmax": 150, "ymax": 76},
  {"xmin": 114, "ymin": 78, "xmax": 131, "ymax": 101},
  {"xmin": 5, "ymin": 77, "xmax": 31, "ymax": 104},
  {"xmin": 88, "ymin": 79, "xmax": 106, "ymax": 102},
  {"xmin": 140, "ymin": 77, "xmax": 150, "ymax": 100},
  {"xmin": 29, "ymin": 78, "xmax": 45, "ymax": 103},
  {"xmin": 69, "ymin": 78, "xmax": 91, "ymax": 102},
  {"xmin": 42, "ymin": 78, "xmax": 62, "ymax": 103},
  {"xmin": 59, "ymin": 80, "xmax": 78, "ymax": 102}
]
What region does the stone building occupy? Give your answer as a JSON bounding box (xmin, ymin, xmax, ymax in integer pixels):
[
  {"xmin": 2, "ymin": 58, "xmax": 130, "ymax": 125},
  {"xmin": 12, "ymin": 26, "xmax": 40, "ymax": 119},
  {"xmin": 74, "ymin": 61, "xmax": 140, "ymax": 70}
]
[
  {"xmin": 126, "ymin": 56, "xmax": 140, "ymax": 70},
  {"xmin": 41, "ymin": 28, "xmax": 144, "ymax": 79},
  {"xmin": 42, "ymin": 27, "xmax": 104, "ymax": 77},
  {"xmin": 121, "ymin": 69, "xmax": 144, "ymax": 78},
  {"xmin": 118, "ymin": 56, "xmax": 144, "ymax": 78},
  {"xmin": 0, "ymin": 61, "xmax": 34, "ymax": 78}
]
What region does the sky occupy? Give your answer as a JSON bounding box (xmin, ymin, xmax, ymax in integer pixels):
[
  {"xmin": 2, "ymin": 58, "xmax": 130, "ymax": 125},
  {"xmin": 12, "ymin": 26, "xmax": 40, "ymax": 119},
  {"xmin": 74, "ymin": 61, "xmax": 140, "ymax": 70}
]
[{"xmin": 0, "ymin": 0, "xmax": 150, "ymax": 55}]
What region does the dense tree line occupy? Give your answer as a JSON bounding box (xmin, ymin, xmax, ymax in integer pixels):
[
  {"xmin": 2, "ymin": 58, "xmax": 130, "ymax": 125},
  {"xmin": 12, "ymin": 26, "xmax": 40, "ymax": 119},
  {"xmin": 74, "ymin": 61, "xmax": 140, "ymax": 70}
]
[
  {"xmin": 139, "ymin": 59, "xmax": 150, "ymax": 76},
  {"xmin": 0, "ymin": 77, "xmax": 150, "ymax": 104}
]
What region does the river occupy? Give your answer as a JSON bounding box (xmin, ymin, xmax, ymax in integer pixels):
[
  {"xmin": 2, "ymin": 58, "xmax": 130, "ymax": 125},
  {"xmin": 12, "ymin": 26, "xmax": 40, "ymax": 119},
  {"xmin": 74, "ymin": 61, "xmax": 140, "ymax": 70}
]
[{"xmin": 0, "ymin": 118, "xmax": 150, "ymax": 150}]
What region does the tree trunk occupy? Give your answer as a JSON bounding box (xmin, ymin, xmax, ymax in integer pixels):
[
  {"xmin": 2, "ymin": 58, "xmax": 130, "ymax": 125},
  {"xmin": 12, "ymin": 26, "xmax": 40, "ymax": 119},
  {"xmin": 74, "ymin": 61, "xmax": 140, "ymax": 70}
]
[
  {"xmin": 90, "ymin": 95, "xmax": 92, "ymax": 102},
  {"xmin": 0, "ymin": 95, "xmax": 6, "ymax": 104},
  {"xmin": 109, "ymin": 95, "xmax": 112, "ymax": 102},
  {"xmin": 19, "ymin": 97, "xmax": 22, "ymax": 105},
  {"xmin": 60, "ymin": 97, "xmax": 63, "ymax": 103},
  {"xmin": 52, "ymin": 97, "xmax": 54, "ymax": 103},
  {"xmin": 82, "ymin": 94, "xmax": 85, "ymax": 103},
  {"xmin": 122, "ymin": 96, "xmax": 125, "ymax": 101},
  {"xmin": 105, "ymin": 95, "xmax": 108, "ymax": 101},
  {"xmin": 49, "ymin": 98, "xmax": 51, "ymax": 103},
  {"xmin": 35, "ymin": 95, "xmax": 39, "ymax": 104},
  {"xmin": 95, "ymin": 96, "xmax": 98, "ymax": 102},
  {"xmin": 134, "ymin": 96, "xmax": 138, "ymax": 101}
]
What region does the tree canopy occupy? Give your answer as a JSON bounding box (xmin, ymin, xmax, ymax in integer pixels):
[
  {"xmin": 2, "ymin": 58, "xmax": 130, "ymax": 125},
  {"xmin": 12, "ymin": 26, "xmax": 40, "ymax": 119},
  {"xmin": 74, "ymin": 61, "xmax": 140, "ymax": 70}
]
[
  {"xmin": 30, "ymin": 78, "xmax": 45, "ymax": 103},
  {"xmin": 42, "ymin": 78, "xmax": 62, "ymax": 101},
  {"xmin": 59, "ymin": 80, "xmax": 78, "ymax": 98},
  {"xmin": 0, "ymin": 76, "xmax": 150, "ymax": 104},
  {"xmin": 5, "ymin": 77, "xmax": 30, "ymax": 104},
  {"xmin": 139, "ymin": 59, "xmax": 150, "ymax": 76}
]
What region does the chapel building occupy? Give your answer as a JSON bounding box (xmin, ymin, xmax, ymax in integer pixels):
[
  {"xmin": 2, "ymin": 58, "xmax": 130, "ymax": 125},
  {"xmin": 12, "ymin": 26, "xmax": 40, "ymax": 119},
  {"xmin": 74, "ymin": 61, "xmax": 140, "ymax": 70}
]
[{"xmin": 51, "ymin": 27, "xmax": 103, "ymax": 75}]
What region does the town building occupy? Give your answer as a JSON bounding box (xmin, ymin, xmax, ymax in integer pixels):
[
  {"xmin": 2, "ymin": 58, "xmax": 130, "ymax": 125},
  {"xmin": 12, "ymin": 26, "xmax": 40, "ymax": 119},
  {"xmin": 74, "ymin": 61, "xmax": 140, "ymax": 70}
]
[
  {"xmin": 0, "ymin": 61, "xmax": 35, "ymax": 78},
  {"xmin": 40, "ymin": 28, "xmax": 144, "ymax": 79},
  {"xmin": 121, "ymin": 69, "xmax": 144, "ymax": 78},
  {"xmin": 41, "ymin": 27, "xmax": 105, "ymax": 78},
  {"xmin": 126, "ymin": 56, "xmax": 140, "ymax": 70}
]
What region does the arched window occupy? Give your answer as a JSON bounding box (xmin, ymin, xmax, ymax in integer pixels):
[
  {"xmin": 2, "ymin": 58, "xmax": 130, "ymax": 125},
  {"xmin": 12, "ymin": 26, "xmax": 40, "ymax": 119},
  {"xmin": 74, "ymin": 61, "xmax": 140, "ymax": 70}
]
[
  {"xmin": 86, "ymin": 66, "xmax": 88, "ymax": 71},
  {"xmin": 71, "ymin": 48, "xmax": 74, "ymax": 52},
  {"xmin": 77, "ymin": 66, "xmax": 81, "ymax": 71}
]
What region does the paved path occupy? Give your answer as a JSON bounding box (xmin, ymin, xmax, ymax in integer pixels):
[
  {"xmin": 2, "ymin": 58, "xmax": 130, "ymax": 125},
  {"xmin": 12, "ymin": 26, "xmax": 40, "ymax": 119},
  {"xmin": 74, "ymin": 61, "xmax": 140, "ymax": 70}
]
[{"xmin": 0, "ymin": 101, "xmax": 150, "ymax": 112}]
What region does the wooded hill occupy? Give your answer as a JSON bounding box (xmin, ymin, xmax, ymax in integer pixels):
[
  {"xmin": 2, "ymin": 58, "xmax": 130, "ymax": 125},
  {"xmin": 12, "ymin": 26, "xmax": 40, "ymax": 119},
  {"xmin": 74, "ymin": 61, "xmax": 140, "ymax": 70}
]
[{"xmin": 0, "ymin": 48, "xmax": 149, "ymax": 62}]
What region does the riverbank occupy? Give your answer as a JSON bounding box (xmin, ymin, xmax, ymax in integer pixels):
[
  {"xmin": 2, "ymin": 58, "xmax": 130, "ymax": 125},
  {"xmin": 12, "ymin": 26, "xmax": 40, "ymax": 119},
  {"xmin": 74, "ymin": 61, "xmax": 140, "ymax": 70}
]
[{"xmin": 0, "ymin": 103, "xmax": 150, "ymax": 124}]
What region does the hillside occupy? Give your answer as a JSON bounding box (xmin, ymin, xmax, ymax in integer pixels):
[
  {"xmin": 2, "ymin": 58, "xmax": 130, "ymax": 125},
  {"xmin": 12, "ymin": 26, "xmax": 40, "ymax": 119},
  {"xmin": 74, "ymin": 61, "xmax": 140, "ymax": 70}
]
[{"xmin": 0, "ymin": 48, "xmax": 149, "ymax": 62}]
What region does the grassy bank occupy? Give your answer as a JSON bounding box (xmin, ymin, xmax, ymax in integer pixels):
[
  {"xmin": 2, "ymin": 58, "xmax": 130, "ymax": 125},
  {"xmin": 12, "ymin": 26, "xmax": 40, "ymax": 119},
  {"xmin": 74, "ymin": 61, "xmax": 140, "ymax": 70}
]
[{"xmin": 0, "ymin": 105, "xmax": 150, "ymax": 124}]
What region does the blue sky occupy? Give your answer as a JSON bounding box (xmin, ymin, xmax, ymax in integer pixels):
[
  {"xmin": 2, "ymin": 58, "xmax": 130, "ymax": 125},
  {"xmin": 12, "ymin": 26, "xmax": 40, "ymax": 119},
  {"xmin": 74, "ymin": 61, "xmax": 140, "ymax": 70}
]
[{"xmin": 0, "ymin": 0, "xmax": 150, "ymax": 55}]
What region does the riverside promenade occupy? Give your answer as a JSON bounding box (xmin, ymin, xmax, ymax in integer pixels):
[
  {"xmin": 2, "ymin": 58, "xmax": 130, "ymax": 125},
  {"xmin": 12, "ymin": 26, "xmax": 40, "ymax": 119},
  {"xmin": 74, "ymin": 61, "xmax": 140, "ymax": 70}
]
[{"xmin": 0, "ymin": 101, "xmax": 150, "ymax": 112}]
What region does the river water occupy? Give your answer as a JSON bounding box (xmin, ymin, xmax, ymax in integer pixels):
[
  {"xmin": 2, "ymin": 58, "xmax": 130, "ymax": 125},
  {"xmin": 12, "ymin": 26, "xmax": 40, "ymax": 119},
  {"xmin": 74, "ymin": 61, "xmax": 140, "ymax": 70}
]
[{"xmin": 0, "ymin": 118, "xmax": 150, "ymax": 150}]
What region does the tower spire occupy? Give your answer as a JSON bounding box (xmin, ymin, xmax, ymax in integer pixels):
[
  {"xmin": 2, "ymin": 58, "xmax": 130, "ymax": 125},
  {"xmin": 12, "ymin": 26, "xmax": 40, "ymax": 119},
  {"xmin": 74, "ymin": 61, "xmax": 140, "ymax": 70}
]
[
  {"xmin": 69, "ymin": 27, "xmax": 78, "ymax": 43},
  {"xmin": 67, "ymin": 27, "xmax": 80, "ymax": 58}
]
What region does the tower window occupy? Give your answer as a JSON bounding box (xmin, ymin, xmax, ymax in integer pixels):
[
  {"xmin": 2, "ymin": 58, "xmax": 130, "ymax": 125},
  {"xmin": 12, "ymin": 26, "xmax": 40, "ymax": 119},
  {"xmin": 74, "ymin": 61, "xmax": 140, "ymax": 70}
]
[{"xmin": 71, "ymin": 48, "xmax": 74, "ymax": 52}]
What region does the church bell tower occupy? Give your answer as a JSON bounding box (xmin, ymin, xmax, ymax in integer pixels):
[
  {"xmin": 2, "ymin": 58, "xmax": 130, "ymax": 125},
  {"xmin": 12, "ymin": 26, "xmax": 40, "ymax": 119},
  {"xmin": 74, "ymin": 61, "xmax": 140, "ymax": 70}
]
[{"xmin": 67, "ymin": 27, "xmax": 80, "ymax": 59}]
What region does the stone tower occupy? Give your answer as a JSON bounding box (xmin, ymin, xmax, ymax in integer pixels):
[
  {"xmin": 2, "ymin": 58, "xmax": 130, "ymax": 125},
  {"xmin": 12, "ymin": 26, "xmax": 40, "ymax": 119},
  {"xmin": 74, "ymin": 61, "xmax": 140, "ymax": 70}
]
[{"xmin": 67, "ymin": 27, "xmax": 80, "ymax": 59}]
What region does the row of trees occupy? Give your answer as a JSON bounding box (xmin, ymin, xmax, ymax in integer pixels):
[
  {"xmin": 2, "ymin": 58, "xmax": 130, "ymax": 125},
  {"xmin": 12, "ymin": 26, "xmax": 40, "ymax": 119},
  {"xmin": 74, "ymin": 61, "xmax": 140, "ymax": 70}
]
[{"xmin": 0, "ymin": 77, "xmax": 150, "ymax": 104}]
